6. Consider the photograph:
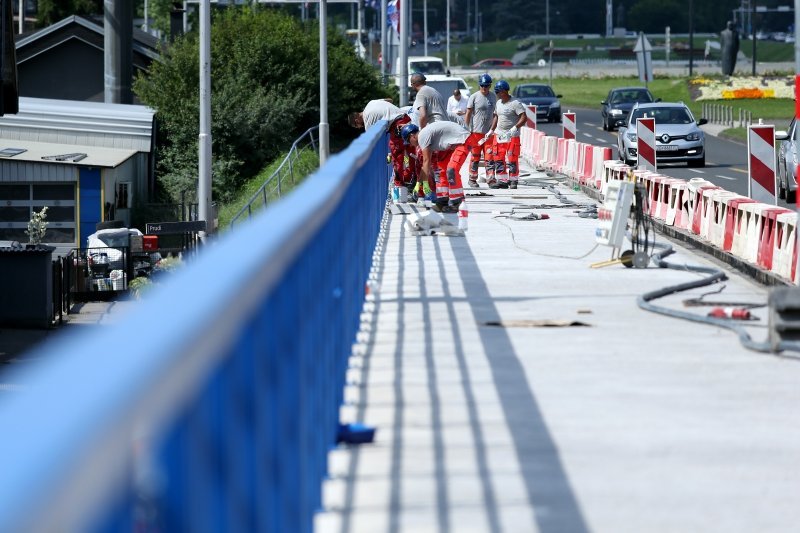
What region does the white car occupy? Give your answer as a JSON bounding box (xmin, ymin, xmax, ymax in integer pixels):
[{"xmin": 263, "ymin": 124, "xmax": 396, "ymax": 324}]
[{"xmin": 87, "ymin": 227, "xmax": 160, "ymax": 276}]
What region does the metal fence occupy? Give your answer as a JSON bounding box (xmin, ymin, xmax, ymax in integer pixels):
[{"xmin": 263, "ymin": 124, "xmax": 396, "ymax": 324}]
[
  {"xmin": 0, "ymin": 121, "xmax": 390, "ymax": 533},
  {"xmin": 702, "ymin": 102, "xmax": 753, "ymax": 128},
  {"xmin": 230, "ymin": 126, "xmax": 320, "ymax": 227}
]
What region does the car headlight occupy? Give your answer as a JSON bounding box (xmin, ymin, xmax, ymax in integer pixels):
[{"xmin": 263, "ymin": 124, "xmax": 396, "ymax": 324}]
[
  {"xmin": 627, "ymin": 132, "xmax": 637, "ymax": 142},
  {"xmin": 551, "ymin": 102, "xmax": 560, "ymax": 108},
  {"xmin": 610, "ymin": 109, "xmax": 623, "ymax": 115},
  {"xmin": 686, "ymin": 132, "xmax": 701, "ymax": 141}
]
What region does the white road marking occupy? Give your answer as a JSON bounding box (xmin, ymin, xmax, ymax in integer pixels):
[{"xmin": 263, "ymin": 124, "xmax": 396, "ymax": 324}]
[
  {"xmin": 688, "ymin": 169, "xmax": 705, "ymax": 174},
  {"xmin": 585, "ymin": 123, "xmax": 597, "ymax": 127},
  {"xmin": 582, "ymin": 132, "xmax": 594, "ymax": 138},
  {"xmin": 715, "ymin": 175, "xmax": 736, "ymax": 181}
]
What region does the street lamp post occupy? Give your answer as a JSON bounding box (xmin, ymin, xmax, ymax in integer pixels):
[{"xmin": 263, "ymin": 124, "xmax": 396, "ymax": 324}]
[
  {"xmin": 319, "ymin": 0, "xmax": 329, "ymax": 164},
  {"xmin": 688, "ymin": 0, "xmax": 694, "ymax": 77},
  {"xmin": 198, "ymin": 0, "xmax": 211, "ymax": 238}
]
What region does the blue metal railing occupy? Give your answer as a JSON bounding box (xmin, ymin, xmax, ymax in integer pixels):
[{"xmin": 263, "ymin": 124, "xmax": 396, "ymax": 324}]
[{"xmin": 0, "ymin": 122, "xmax": 390, "ymax": 532}]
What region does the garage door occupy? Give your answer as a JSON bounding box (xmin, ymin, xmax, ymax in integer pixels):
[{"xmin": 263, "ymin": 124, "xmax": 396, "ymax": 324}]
[{"xmin": 0, "ymin": 183, "xmax": 76, "ymax": 244}]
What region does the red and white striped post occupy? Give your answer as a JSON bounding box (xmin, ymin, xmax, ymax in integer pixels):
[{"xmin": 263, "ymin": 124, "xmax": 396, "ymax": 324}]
[
  {"xmin": 747, "ymin": 123, "xmax": 777, "ymax": 205},
  {"xmin": 636, "ymin": 117, "xmax": 656, "ymax": 172},
  {"xmin": 525, "ymin": 105, "xmax": 537, "ymax": 129},
  {"xmin": 562, "ymin": 111, "xmax": 576, "ymax": 139}
]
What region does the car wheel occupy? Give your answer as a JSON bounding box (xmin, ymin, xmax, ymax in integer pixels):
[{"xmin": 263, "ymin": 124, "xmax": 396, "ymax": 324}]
[{"xmin": 688, "ymin": 156, "xmax": 705, "ymax": 168}]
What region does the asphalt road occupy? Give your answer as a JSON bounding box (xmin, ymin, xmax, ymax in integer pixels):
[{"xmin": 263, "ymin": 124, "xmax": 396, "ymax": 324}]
[{"xmin": 533, "ymin": 107, "xmax": 785, "ymax": 204}]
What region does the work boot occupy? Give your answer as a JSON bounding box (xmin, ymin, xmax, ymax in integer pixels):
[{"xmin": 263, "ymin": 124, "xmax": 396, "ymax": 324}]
[
  {"xmin": 468, "ymin": 178, "xmax": 479, "ymax": 188},
  {"xmin": 487, "ymin": 178, "xmax": 497, "ymax": 187},
  {"xmin": 431, "ymin": 202, "xmax": 447, "ymax": 213},
  {"xmin": 489, "ymin": 180, "xmax": 508, "ymax": 189},
  {"xmin": 509, "ymin": 181, "xmax": 518, "ymax": 189}
]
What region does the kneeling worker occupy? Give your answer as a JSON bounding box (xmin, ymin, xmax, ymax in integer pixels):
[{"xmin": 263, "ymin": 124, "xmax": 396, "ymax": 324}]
[
  {"xmin": 348, "ymin": 99, "xmax": 417, "ymax": 191},
  {"xmin": 401, "ymin": 121, "xmax": 471, "ymax": 213}
]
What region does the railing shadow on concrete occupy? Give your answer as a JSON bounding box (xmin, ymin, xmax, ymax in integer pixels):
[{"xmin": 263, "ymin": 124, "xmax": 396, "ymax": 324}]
[{"xmin": 0, "ymin": 122, "xmax": 391, "ymax": 533}]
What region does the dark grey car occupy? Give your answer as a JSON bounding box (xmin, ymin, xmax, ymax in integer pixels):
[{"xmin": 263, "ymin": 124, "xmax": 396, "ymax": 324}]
[
  {"xmin": 601, "ymin": 87, "xmax": 658, "ymax": 131},
  {"xmin": 511, "ymin": 84, "xmax": 562, "ymax": 122},
  {"xmin": 777, "ymin": 118, "xmax": 798, "ymax": 202}
]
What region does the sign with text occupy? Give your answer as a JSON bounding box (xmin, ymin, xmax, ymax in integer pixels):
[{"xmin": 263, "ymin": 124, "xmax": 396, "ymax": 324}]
[{"xmin": 146, "ymin": 220, "xmax": 207, "ymax": 235}]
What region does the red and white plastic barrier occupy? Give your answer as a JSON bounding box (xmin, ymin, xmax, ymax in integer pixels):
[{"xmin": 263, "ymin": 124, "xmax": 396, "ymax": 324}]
[
  {"xmin": 562, "ymin": 111, "xmax": 576, "ymax": 140},
  {"xmin": 747, "ymin": 124, "xmax": 777, "ymax": 205},
  {"xmin": 525, "ymin": 105, "xmax": 537, "ymax": 129},
  {"xmin": 636, "ymin": 117, "xmax": 657, "ymax": 172}
]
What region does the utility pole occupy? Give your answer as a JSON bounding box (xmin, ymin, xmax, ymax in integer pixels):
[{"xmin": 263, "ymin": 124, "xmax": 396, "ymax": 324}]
[
  {"xmin": 198, "ymin": 0, "xmax": 211, "ymax": 238},
  {"xmin": 423, "ymin": 0, "xmax": 428, "ymax": 56},
  {"xmin": 752, "ymin": 0, "xmax": 757, "ymax": 75},
  {"xmin": 605, "ymin": 0, "xmax": 612, "ymax": 37},
  {"xmin": 546, "ymin": 0, "xmax": 550, "ymax": 37},
  {"xmin": 399, "ymin": 0, "xmax": 409, "ymax": 105},
  {"xmin": 319, "ymin": 0, "xmax": 329, "ymax": 164},
  {"xmin": 381, "ymin": 0, "xmax": 387, "ymax": 83},
  {"xmin": 689, "ymin": 0, "xmax": 694, "ymax": 77},
  {"xmin": 446, "ymin": 0, "xmax": 450, "ymax": 71}
]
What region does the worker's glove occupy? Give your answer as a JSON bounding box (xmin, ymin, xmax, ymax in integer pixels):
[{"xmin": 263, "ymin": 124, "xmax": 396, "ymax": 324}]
[
  {"xmin": 510, "ymin": 126, "xmax": 519, "ymax": 135},
  {"xmin": 484, "ymin": 129, "xmax": 494, "ymax": 139}
]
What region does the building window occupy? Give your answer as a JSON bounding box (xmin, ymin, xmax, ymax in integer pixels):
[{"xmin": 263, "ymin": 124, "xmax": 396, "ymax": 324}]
[{"xmin": 0, "ymin": 183, "xmax": 76, "ymax": 244}]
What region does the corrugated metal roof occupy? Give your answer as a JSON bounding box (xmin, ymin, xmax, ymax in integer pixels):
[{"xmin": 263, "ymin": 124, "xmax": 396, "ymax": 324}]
[
  {"xmin": 0, "ymin": 98, "xmax": 155, "ymax": 153},
  {"xmin": 0, "ymin": 139, "xmax": 137, "ymax": 168}
]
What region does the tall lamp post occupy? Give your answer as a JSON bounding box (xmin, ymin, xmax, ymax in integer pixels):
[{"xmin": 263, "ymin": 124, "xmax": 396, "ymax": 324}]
[
  {"xmin": 688, "ymin": 0, "xmax": 694, "ymax": 77},
  {"xmin": 198, "ymin": 0, "xmax": 211, "ymax": 238},
  {"xmin": 752, "ymin": 0, "xmax": 757, "ymax": 75},
  {"xmin": 319, "ymin": 0, "xmax": 329, "ymax": 164}
]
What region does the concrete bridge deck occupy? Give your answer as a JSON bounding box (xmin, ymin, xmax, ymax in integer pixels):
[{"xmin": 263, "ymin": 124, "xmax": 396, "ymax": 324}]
[{"xmin": 316, "ymin": 166, "xmax": 800, "ymax": 532}]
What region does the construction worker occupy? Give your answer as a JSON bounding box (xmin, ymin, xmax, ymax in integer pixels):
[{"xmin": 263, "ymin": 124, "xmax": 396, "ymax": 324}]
[
  {"xmin": 410, "ymin": 73, "xmax": 449, "ymax": 128},
  {"xmin": 463, "ymin": 73, "xmax": 497, "ymax": 188},
  {"xmin": 348, "ymin": 99, "xmax": 418, "ymax": 193},
  {"xmin": 401, "ymin": 121, "xmax": 470, "ymax": 213},
  {"xmin": 488, "ymin": 80, "xmax": 526, "ymax": 189}
]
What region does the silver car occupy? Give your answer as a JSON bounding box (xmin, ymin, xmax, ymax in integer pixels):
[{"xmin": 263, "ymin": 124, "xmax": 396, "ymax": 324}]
[
  {"xmin": 617, "ymin": 102, "xmax": 708, "ymax": 167},
  {"xmin": 777, "ymin": 118, "xmax": 798, "ymax": 202}
]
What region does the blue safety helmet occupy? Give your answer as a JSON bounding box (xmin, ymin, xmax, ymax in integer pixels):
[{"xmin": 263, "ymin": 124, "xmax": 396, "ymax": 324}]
[
  {"xmin": 400, "ymin": 123, "xmax": 420, "ymax": 143},
  {"xmin": 494, "ymin": 80, "xmax": 510, "ymax": 93},
  {"xmin": 479, "ymin": 73, "xmax": 493, "ymax": 87}
]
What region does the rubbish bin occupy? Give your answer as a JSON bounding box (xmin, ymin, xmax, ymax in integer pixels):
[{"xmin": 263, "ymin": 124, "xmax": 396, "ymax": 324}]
[{"xmin": 0, "ymin": 245, "xmax": 55, "ymax": 328}]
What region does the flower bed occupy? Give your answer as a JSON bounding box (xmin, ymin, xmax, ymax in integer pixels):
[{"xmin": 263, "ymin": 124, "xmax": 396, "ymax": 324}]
[{"xmin": 689, "ymin": 76, "xmax": 794, "ymax": 100}]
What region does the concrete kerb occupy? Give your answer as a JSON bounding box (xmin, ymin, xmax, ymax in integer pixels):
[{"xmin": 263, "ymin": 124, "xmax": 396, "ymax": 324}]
[{"xmin": 573, "ymin": 180, "xmax": 792, "ymax": 288}]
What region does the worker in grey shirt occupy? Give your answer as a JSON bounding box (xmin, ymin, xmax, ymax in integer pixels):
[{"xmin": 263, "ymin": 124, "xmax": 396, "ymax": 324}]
[
  {"xmin": 348, "ymin": 98, "xmax": 403, "ymax": 129},
  {"xmin": 488, "ymin": 79, "xmax": 526, "ymax": 189},
  {"xmin": 463, "ymin": 73, "xmax": 498, "ymax": 188},
  {"xmin": 410, "ymin": 73, "xmax": 449, "ymax": 129},
  {"xmin": 401, "ymin": 121, "xmax": 469, "ymax": 212}
]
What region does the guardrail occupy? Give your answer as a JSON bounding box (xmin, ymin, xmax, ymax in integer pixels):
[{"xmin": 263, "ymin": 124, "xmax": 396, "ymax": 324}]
[
  {"xmin": 229, "ymin": 126, "xmax": 320, "ymax": 227},
  {"xmin": 0, "ymin": 122, "xmax": 390, "ymax": 532}
]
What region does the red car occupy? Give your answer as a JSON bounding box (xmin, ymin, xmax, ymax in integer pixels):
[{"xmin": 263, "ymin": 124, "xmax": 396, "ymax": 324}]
[{"xmin": 471, "ymin": 58, "xmax": 513, "ymax": 68}]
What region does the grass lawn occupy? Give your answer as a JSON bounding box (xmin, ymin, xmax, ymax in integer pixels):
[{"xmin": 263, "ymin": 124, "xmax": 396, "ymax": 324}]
[
  {"xmin": 217, "ymin": 149, "xmax": 319, "ymax": 230},
  {"xmin": 504, "ymin": 75, "xmax": 795, "ymax": 121}
]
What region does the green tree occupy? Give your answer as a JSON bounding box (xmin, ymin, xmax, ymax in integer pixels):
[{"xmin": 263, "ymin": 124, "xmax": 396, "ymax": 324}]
[
  {"xmin": 133, "ymin": 7, "xmax": 389, "ymax": 204},
  {"xmin": 36, "ymin": 0, "xmax": 102, "ymax": 27}
]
